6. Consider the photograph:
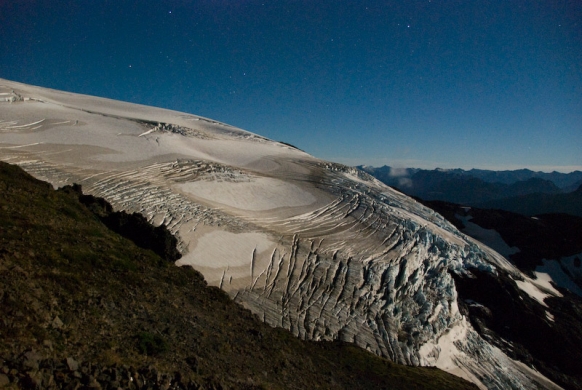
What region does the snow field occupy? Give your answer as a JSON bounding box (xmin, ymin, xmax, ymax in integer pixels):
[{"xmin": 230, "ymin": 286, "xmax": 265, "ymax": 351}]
[{"xmin": 177, "ymin": 176, "xmax": 317, "ymax": 211}]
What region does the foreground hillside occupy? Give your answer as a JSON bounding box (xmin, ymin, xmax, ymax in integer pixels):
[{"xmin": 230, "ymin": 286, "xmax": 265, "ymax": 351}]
[{"xmin": 0, "ymin": 161, "xmax": 477, "ymax": 389}]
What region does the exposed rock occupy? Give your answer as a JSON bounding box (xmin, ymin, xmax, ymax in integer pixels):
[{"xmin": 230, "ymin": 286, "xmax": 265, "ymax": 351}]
[
  {"xmin": 0, "ymin": 373, "xmax": 10, "ymax": 386},
  {"xmin": 51, "ymin": 316, "xmax": 64, "ymax": 330},
  {"xmin": 23, "ymin": 350, "xmax": 43, "ymax": 371},
  {"xmin": 66, "ymin": 357, "xmax": 79, "ymax": 372}
]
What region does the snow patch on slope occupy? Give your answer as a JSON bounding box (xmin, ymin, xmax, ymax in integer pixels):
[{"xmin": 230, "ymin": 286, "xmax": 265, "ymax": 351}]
[
  {"xmin": 531, "ymin": 255, "xmax": 582, "ymax": 298},
  {"xmin": 456, "ymin": 214, "xmax": 520, "ymax": 259},
  {"xmin": 514, "ymin": 271, "xmax": 563, "ymax": 307},
  {"xmin": 178, "ymin": 230, "xmax": 274, "ymax": 268},
  {"xmin": 419, "ymin": 318, "xmax": 484, "ymax": 388}
]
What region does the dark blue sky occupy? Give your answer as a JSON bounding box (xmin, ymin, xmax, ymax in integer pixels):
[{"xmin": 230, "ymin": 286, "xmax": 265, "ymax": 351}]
[{"xmin": 1, "ymin": 1, "xmax": 581, "ymax": 171}]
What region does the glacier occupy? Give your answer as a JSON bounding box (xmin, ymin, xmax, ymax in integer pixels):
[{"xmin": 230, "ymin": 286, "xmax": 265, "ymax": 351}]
[{"xmin": 0, "ymin": 79, "xmax": 565, "ymax": 389}]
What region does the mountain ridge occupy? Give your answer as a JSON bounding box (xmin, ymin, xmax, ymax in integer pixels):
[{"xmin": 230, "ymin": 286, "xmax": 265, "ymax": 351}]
[
  {"xmin": 360, "ymin": 165, "xmax": 582, "ymax": 217},
  {"xmin": 475, "ymin": 186, "xmax": 582, "ymax": 217}
]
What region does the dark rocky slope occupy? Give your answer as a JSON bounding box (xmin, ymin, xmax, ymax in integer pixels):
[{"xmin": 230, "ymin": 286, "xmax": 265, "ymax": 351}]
[
  {"xmin": 418, "ymin": 200, "xmax": 582, "ymax": 275},
  {"xmin": 475, "ymin": 184, "xmax": 582, "ymax": 218},
  {"xmin": 0, "ymin": 161, "xmax": 477, "ymax": 389},
  {"xmin": 417, "ymin": 199, "xmax": 582, "ymax": 389}
]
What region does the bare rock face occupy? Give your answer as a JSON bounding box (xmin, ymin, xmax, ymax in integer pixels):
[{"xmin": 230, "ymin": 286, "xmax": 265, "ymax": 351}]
[{"xmin": 0, "ymin": 78, "xmax": 565, "ymax": 389}]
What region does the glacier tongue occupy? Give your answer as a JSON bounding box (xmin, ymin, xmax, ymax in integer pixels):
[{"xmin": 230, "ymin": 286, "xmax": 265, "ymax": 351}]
[{"xmin": 0, "ymin": 79, "xmax": 563, "ymax": 389}]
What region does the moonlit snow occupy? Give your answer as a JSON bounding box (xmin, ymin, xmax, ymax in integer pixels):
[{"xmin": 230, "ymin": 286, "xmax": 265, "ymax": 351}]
[
  {"xmin": 178, "ymin": 176, "xmax": 317, "ymax": 211},
  {"xmin": 0, "ymin": 79, "xmax": 563, "ymax": 389},
  {"xmin": 456, "ymin": 214, "xmax": 520, "ymax": 259}
]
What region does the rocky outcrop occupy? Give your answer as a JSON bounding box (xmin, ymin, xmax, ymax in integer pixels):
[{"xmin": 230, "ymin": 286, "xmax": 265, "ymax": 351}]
[{"xmin": 1, "ymin": 352, "xmax": 209, "ymax": 390}]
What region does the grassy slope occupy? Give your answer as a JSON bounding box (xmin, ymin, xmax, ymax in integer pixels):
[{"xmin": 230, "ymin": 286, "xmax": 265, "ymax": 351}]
[{"xmin": 0, "ymin": 161, "xmax": 477, "ymax": 389}]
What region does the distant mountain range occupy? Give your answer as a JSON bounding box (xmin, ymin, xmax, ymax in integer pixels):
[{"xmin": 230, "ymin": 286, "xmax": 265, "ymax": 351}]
[
  {"xmin": 439, "ymin": 168, "xmax": 582, "ymax": 190},
  {"xmin": 359, "ymin": 166, "xmax": 582, "ymax": 217}
]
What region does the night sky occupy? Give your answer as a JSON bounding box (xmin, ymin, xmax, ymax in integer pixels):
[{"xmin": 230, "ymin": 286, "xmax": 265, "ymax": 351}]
[{"xmin": 1, "ymin": 1, "xmax": 581, "ymax": 172}]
